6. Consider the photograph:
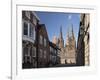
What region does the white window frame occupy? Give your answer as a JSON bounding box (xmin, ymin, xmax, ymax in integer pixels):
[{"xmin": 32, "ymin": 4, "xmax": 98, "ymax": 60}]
[
  {"xmin": 33, "ymin": 27, "xmax": 36, "ymax": 40},
  {"xmin": 23, "ymin": 21, "xmax": 36, "ymax": 43},
  {"xmin": 29, "ymin": 23, "xmax": 34, "ymax": 39},
  {"xmin": 23, "ymin": 46, "xmax": 29, "ymax": 56},
  {"xmin": 23, "ymin": 46, "xmax": 31, "ymax": 63},
  {"xmin": 32, "ymin": 47, "xmax": 36, "ymax": 57},
  {"xmin": 23, "ymin": 21, "xmax": 28, "ymax": 36},
  {"xmin": 29, "ymin": 23, "xmax": 36, "ymax": 41}
]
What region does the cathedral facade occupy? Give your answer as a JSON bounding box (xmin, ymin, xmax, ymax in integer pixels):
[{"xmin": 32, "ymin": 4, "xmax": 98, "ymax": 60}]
[{"xmin": 52, "ymin": 25, "xmax": 76, "ymax": 64}]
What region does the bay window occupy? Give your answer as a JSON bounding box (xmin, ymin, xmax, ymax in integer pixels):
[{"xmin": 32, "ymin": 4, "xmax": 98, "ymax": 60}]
[
  {"xmin": 34, "ymin": 27, "xmax": 36, "ymax": 40},
  {"xmin": 23, "ymin": 21, "xmax": 36, "ymax": 41},
  {"xmin": 23, "ymin": 22, "xmax": 28, "ymax": 36},
  {"xmin": 29, "ymin": 24, "xmax": 34, "ymax": 38}
]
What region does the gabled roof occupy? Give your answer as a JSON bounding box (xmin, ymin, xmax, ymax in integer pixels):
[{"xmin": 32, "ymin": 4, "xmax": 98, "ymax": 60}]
[
  {"xmin": 32, "ymin": 12, "xmax": 40, "ymax": 21},
  {"xmin": 38, "ymin": 24, "xmax": 49, "ymax": 40}
]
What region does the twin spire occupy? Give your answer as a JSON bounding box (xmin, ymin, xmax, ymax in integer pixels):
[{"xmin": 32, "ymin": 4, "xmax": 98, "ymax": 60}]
[
  {"xmin": 59, "ymin": 24, "xmax": 75, "ymax": 46},
  {"xmin": 58, "ymin": 25, "xmax": 64, "ymax": 48},
  {"xmin": 59, "ymin": 26, "xmax": 63, "ymax": 40},
  {"xmin": 52, "ymin": 24, "xmax": 75, "ymax": 47}
]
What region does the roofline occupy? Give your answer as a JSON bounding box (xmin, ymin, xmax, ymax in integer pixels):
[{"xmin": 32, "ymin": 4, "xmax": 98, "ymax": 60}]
[{"xmin": 32, "ymin": 12, "xmax": 40, "ymax": 21}]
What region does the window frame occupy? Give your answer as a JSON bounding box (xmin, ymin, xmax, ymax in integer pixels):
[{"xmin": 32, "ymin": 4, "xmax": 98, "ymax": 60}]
[{"xmin": 23, "ymin": 22, "xmax": 28, "ymax": 36}]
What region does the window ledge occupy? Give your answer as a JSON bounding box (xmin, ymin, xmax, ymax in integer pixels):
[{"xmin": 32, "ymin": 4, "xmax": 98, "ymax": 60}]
[{"xmin": 23, "ymin": 35, "xmax": 35, "ymax": 44}]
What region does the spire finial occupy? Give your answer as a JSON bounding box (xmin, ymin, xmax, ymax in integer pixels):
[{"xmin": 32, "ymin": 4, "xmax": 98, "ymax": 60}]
[
  {"xmin": 71, "ymin": 24, "xmax": 75, "ymax": 40},
  {"xmin": 60, "ymin": 25, "xmax": 63, "ymax": 39},
  {"xmin": 60, "ymin": 25, "xmax": 62, "ymax": 33},
  {"xmin": 71, "ymin": 24, "xmax": 73, "ymax": 33}
]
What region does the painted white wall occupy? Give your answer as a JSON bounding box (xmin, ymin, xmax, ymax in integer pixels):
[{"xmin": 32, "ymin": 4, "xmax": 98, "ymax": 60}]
[{"xmin": 0, "ymin": 0, "xmax": 99, "ymax": 80}]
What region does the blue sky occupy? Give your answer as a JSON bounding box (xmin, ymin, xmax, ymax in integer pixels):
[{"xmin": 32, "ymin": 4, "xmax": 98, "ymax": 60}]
[{"xmin": 36, "ymin": 11, "xmax": 80, "ymax": 46}]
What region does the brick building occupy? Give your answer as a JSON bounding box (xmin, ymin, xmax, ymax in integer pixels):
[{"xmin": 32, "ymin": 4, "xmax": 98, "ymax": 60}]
[
  {"xmin": 37, "ymin": 24, "xmax": 50, "ymax": 68},
  {"xmin": 22, "ymin": 11, "xmax": 39, "ymax": 68}
]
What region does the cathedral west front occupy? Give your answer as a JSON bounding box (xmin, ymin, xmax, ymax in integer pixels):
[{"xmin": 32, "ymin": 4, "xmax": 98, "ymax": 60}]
[{"xmin": 52, "ymin": 24, "xmax": 76, "ymax": 64}]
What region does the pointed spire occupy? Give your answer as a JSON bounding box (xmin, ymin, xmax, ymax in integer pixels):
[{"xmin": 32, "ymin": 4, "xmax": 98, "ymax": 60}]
[
  {"xmin": 71, "ymin": 24, "xmax": 73, "ymax": 33},
  {"xmin": 66, "ymin": 30, "xmax": 69, "ymax": 46},
  {"xmin": 58, "ymin": 25, "xmax": 64, "ymax": 48},
  {"xmin": 60, "ymin": 26, "xmax": 62, "ymax": 32},
  {"xmin": 71, "ymin": 24, "xmax": 75, "ymax": 40},
  {"xmin": 60, "ymin": 25, "xmax": 63, "ymax": 39}
]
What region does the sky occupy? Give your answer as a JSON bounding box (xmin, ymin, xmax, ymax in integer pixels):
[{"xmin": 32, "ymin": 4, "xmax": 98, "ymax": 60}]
[{"xmin": 36, "ymin": 11, "xmax": 80, "ymax": 46}]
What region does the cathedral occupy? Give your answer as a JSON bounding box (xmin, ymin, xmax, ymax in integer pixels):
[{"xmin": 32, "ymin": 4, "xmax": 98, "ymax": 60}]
[{"xmin": 52, "ymin": 24, "xmax": 76, "ymax": 64}]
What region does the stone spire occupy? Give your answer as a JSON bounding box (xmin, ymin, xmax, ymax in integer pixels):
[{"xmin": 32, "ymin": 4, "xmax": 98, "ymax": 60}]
[
  {"xmin": 66, "ymin": 24, "xmax": 76, "ymax": 48},
  {"xmin": 71, "ymin": 24, "xmax": 75, "ymax": 40},
  {"xmin": 66, "ymin": 29, "xmax": 69, "ymax": 46},
  {"xmin": 58, "ymin": 26, "xmax": 64, "ymax": 48},
  {"xmin": 70, "ymin": 24, "xmax": 76, "ymax": 48},
  {"xmin": 59, "ymin": 26, "xmax": 63, "ymax": 39}
]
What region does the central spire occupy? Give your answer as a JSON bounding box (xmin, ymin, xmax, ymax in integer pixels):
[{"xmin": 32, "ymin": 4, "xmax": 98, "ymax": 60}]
[
  {"xmin": 71, "ymin": 24, "xmax": 75, "ymax": 40},
  {"xmin": 58, "ymin": 25, "xmax": 64, "ymax": 48},
  {"xmin": 60, "ymin": 26, "xmax": 63, "ymax": 39}
]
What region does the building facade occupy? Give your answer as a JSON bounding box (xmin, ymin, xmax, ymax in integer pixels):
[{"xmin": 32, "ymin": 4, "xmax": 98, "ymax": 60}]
[
  {"xmin": 22, "ymin": 11, "xmax": 60, "ymax": 68},
  {"xmin": 53, "ymin": 26, "xmax": 76, "ymax": 64},
  {"xmin": 22, "ymin": 11, "xmax": 39, "ymax": 68},
  {"xmin": 76, "ymin": 13, "xmax": 90, "ymax": 66},
  {"xmin": 84, "ymin": 14, "xmax": 90, "ymax": 65},
  {"xmin": 37, "ymin": 24, "xmax": 50, "ymax": 68},
  {"xmin": 49, "ymin": 42, "xmax": 60, "ymax": 66}
]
